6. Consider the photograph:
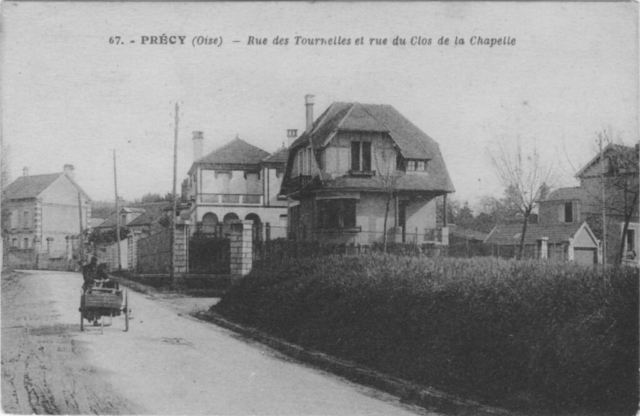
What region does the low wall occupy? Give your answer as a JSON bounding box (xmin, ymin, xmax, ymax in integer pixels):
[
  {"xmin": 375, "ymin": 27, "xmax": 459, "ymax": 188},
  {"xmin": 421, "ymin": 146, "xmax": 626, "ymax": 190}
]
[{"xmin": 4, "ymin": 249, "xmax": 37, "ymax": 269}]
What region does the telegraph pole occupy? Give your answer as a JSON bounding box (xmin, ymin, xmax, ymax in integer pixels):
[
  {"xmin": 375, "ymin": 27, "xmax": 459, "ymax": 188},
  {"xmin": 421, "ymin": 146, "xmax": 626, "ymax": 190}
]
[
  {"xmin": 77, "ymin": 192, "xmax": 85, "ymax": 263},
  {"xmin": 600, "ymin": 136, "xmax": 607, "ymax": 267},
  {"xmin": 171, "ymin": 102, "xmax": 179, "ymax": 283},
  {"xmin": 113, "ymin": 149, "xmax": 122, "ymax": 271}
]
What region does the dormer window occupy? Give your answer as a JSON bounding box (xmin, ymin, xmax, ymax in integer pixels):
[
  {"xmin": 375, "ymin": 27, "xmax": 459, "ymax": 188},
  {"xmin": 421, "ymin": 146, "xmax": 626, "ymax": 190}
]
[
  {"xmin": 405, "ymin": 159, "xmax": 428, "ymax": 172},
  {"xmin": 351, "ymin": 140, "xmax": 372, "ymax": 172}
]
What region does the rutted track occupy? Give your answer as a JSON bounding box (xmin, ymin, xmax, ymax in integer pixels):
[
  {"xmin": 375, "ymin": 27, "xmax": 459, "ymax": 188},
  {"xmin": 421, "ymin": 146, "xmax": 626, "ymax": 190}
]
[
  {"xmin": 1, "ymin": 270, "xmax": 141, "ymax": 414},
  {"xmin": 2, "ymin": 270, "xmax": 431, "ymax": 415}
]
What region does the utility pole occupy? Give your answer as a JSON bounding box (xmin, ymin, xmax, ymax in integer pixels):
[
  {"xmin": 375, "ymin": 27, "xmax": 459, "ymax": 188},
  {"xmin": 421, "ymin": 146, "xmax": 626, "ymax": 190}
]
[
  {"xmin": 600, "ymin": 136, "xmax": 607, "ymax": 267},
  {"xmin": 113, "ymin": 149, "xmax": 122, "ymax": 271},
  {"xmin": 77, "ymin": 192, "xmax": 85, "ymax": 263},
  {"xmin": 171, "ymin": 102, "xmax": 179, "ymax": 283}
]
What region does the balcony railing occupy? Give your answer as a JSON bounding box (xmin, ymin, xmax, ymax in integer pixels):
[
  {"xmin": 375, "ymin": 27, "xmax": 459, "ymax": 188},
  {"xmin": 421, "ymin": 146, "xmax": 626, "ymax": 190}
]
[{"xmin": 198, "ymin": 193, "xmax": 263, "ymax": 205}]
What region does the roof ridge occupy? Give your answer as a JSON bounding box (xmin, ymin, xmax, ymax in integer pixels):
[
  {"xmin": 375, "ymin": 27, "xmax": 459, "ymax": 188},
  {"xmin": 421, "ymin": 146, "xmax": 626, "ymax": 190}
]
[
  {"xmin": 333, "ymin": 102, "xmax": 358, "ymax": 132},
  {"xmin": 309, "ymin": 102, "xmax": 345, "ymax": 138},
  {"xmin": 385, "ymin": 106, "xmax": 432, "ymax": 159}
]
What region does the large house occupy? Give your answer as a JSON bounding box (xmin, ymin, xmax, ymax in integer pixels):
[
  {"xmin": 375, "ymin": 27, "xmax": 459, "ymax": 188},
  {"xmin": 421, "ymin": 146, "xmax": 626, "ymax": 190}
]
[
  {"xmin": 2, "ymin": 165, "xmax": 91, "ymax": 259},
  {"xmin": 280, "ymin": 95, "xmax": 455, "ymax": 244},
  {"xmin": 185, "ymin": 132, "xmax": 288, "ymax": 237},
  {"xmin": 538, "ymin": 143, "xmax": 639, "ymax": 265}
]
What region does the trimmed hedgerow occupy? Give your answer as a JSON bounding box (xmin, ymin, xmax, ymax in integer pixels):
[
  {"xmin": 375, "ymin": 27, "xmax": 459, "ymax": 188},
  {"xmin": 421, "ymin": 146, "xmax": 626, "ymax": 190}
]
[{"xmin": 215, "ymin": 255, "xmax": 638, "ymax": 414}]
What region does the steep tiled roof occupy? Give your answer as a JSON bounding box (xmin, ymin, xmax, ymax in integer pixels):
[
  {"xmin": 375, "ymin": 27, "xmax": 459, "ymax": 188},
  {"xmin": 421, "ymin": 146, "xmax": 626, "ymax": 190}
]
[
  {"xmin": 127, "ymin": 202, "xmax": 171, "ymax": 227},
  {"xmin": 89, "ymin": 218, "xmax": 105, "ymax": 228},
  {"xmin": 450, "ymin": 226, "xmax": 488, "ymax": 242},
  {"xmin": 291, "ymin": 102, "xmax": 434, "ymax": 159},
  {"xmin": 484, "ymin": 222, "xmax": 590, "ymax": 245},
  {"xmin": 262, "ymin": 146, "xmax": 289, "ymax": 166},
  {"xmin": 195, "ymin": 138, "xmax": 270, "ymax": 167},
  {"xmin": 95, "ymin": 202, "xmax": 170, "ymax": 229},
  {"xmin": 576, "ymin": 143, "xmax": 639, "ymax": 178},
  {"xmin": 93, "ymin": 212, "xmax": 119, "ymax": 229},
  {"xmin": 284, "ymin": 101, "xmax": 454, "ymax": 195},
  {"xmin": 3, "ymin": 173, "xmax": 62, "ymax": 200},
  {"xmin": 544, "ymin": 187, "xmax": 588, "ymax": 202}
]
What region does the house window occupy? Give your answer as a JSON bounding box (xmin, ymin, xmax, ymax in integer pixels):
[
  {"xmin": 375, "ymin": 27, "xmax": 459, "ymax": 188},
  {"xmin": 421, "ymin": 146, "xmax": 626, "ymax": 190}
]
[
  {"xmin": 297, "ymin": 149, "xmax": 304, "ymax": 176},
  {"xmin": 317, "ymin": 199, "xmax": 357, "ymax": 229},
  {"xmin": 406, "ymin": 159, "xmax": 428, "ymax": 172},
  {"xmin": 563, "ymin": 202, "xmax": 574, "ymax": 223},
  {"xmin": 396, "ymin": 153, "xmax": 404, "ymax": 170},
  {"xmin": 351, "ymin": 141, "xmax": 372, "ymax": 172},
  {"xmin": 10, "ymin": 210, "xmax": 17, "ymax": 229},
  {"xmin": 11, "ymin": 238, "xmax": 17, "ymax": 248},
  {"xmin": 23, "ymin": 211, "xmax": 30, "ymax": 228},
  {"xmin": 626, "ymin": 229, "xmax": 636, "ymax": 253},
  {"xmin": 23, "ymin": 238, "xmax": 29, "ymax": 249}
]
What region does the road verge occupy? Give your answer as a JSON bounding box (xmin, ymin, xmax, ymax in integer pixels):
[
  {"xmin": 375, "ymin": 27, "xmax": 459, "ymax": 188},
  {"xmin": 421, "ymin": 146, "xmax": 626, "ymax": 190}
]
[{"xmin": 194, "ymin": 309, "xmax": 517, "ymax": 416}]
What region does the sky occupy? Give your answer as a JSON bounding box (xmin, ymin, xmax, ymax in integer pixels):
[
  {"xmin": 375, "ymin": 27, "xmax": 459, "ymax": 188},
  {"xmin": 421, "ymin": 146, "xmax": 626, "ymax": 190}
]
[{"xmin": 1, "ymin": 2, "xmax": 638, "ymax": 213}]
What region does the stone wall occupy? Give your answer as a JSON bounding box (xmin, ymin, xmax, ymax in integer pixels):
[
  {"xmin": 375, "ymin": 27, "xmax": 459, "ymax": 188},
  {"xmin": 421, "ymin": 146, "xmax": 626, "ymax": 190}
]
[{"xmin": 229, "ymin": 220, "xmax": 253, "ymax": 277}]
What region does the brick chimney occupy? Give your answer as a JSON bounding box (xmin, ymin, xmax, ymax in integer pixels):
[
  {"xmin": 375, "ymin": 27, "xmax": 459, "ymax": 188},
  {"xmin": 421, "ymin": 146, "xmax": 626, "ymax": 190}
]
[
  {"xmin": 193, "ymin": 131, "xmax": 204, "ymax": 161},
  {"xmin": 287, "ymin": 129, "xmax": 298, "ymax": 147},
  {"xmin": 23, "ymin": 167, "xmax": 29, "ymax": 176},
  {"xmin": 305, "ymin": 95, "xmax": 315, "ymax": 134},
  {"xmin": 63, "ymin": 164, "xmax": 75, "ymax": 179}
]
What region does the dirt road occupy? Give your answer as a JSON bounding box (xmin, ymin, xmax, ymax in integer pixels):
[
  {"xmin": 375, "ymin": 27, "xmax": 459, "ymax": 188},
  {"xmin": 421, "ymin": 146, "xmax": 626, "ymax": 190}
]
[{"xmin": 2, "ymin": 270, "xmax": 433, "ymax": 415}]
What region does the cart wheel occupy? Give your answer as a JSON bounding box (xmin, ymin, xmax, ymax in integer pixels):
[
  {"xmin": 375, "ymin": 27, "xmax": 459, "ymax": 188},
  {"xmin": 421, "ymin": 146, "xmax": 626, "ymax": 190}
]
[
  {"xmin": 101, "ymin": 315, "xmax": 104, "ymax": 334},
  {"xmin": 80, "ymin": 312, "xmax": 84, "ymax": 331},
  {"xmin": 124, "ymin": 291, "xmax": 129, "ymax": 332}
]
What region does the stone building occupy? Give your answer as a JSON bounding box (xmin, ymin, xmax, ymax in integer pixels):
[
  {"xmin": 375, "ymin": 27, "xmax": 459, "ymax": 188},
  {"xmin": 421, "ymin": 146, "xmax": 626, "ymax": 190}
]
[
  {"xmin": 2, "ymin": 165, "xmax": 91, "ymax": 259},
  {"xmin": 184, "ymin": 132, "xmax": 289, "ymax": 238},
  {"xmin": 538, "ymin": 143, "xmax": 639, "ymax": 265}
]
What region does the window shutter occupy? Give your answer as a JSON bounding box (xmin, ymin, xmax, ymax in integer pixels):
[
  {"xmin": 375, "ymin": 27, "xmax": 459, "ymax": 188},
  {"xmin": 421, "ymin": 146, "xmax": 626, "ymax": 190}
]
[
  {"xmin": 351, "ymin": 142, "xmax": 361, "ymax": 171},
  {"xmin": 362, "ymin": 142, "xmax": 372, "ymax": 171},
  {"xmin": 558, "ymin": 205, "xmax": 563, "ymax": 222}
]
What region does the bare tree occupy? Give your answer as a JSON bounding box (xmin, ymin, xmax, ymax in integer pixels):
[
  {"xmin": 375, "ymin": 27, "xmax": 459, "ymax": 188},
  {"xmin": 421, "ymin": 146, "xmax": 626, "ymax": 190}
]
[
  {"xmin": 587, "ymin": 130, "xmax": 639, "ymax": 265},
  {"xmin": 489, "ymin": 138, "xmax": 555, "ymax": 259},
  {"xmin": 373, "ymin": 144, "xmax": 404, "ymax": 252}
]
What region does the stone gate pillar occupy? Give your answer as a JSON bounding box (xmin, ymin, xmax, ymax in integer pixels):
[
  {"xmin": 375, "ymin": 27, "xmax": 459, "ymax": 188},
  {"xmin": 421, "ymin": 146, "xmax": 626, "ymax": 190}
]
[
  {"xmin": 441, "ymin": 227, "xmax": 449, "ymax": 246},
  {"xmin": 229, "ymin": 220, "xmax": 253, "ymax": 277},
  {"xmin": 173, "ymin": 220, "xmax": 190, "ymax": 275}
]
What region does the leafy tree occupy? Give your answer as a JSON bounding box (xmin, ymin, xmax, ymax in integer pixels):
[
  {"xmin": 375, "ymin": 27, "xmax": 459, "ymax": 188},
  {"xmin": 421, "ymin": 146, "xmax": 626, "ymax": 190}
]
[
  {"xmin": 456, "ymin": 202, "xmax": 475, "ymax": 229},
  {"xmin": 88, "ymin": 226, "xmax": 130, "ymax": 245}
]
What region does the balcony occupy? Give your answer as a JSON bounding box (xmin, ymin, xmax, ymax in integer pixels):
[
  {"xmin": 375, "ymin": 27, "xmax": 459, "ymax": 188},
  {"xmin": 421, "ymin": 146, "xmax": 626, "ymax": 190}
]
[{"xmin": 198, "ymin": 194, "xmax": 263, "ymax": 205}]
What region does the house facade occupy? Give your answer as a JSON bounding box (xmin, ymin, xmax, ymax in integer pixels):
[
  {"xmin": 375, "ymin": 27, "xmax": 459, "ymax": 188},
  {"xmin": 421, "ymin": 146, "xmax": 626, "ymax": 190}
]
[
  {"xmin": 185, "ymin": 132, "xmax": 288, "ymax": 237},
  {"xmin": 484, "ymin": 221, "xmax": 600, "ymax": 265},
  {"xmin": 280, "ymin": 95, "xmax": 455, "ymax": 245},
  {"xmin": 2, "ymin": 165, "xmax": 91, "ymax": 259},
  {"xmin": 539, "ymin": 143, "xmax": 639, "ymax": 265}
]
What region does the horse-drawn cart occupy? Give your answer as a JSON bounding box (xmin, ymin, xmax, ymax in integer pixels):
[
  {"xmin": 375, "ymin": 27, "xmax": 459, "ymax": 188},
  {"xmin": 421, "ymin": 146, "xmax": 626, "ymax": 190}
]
[{"xmin": 80, "ymin": 284, "xmax": 129, "ymax": 332}]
